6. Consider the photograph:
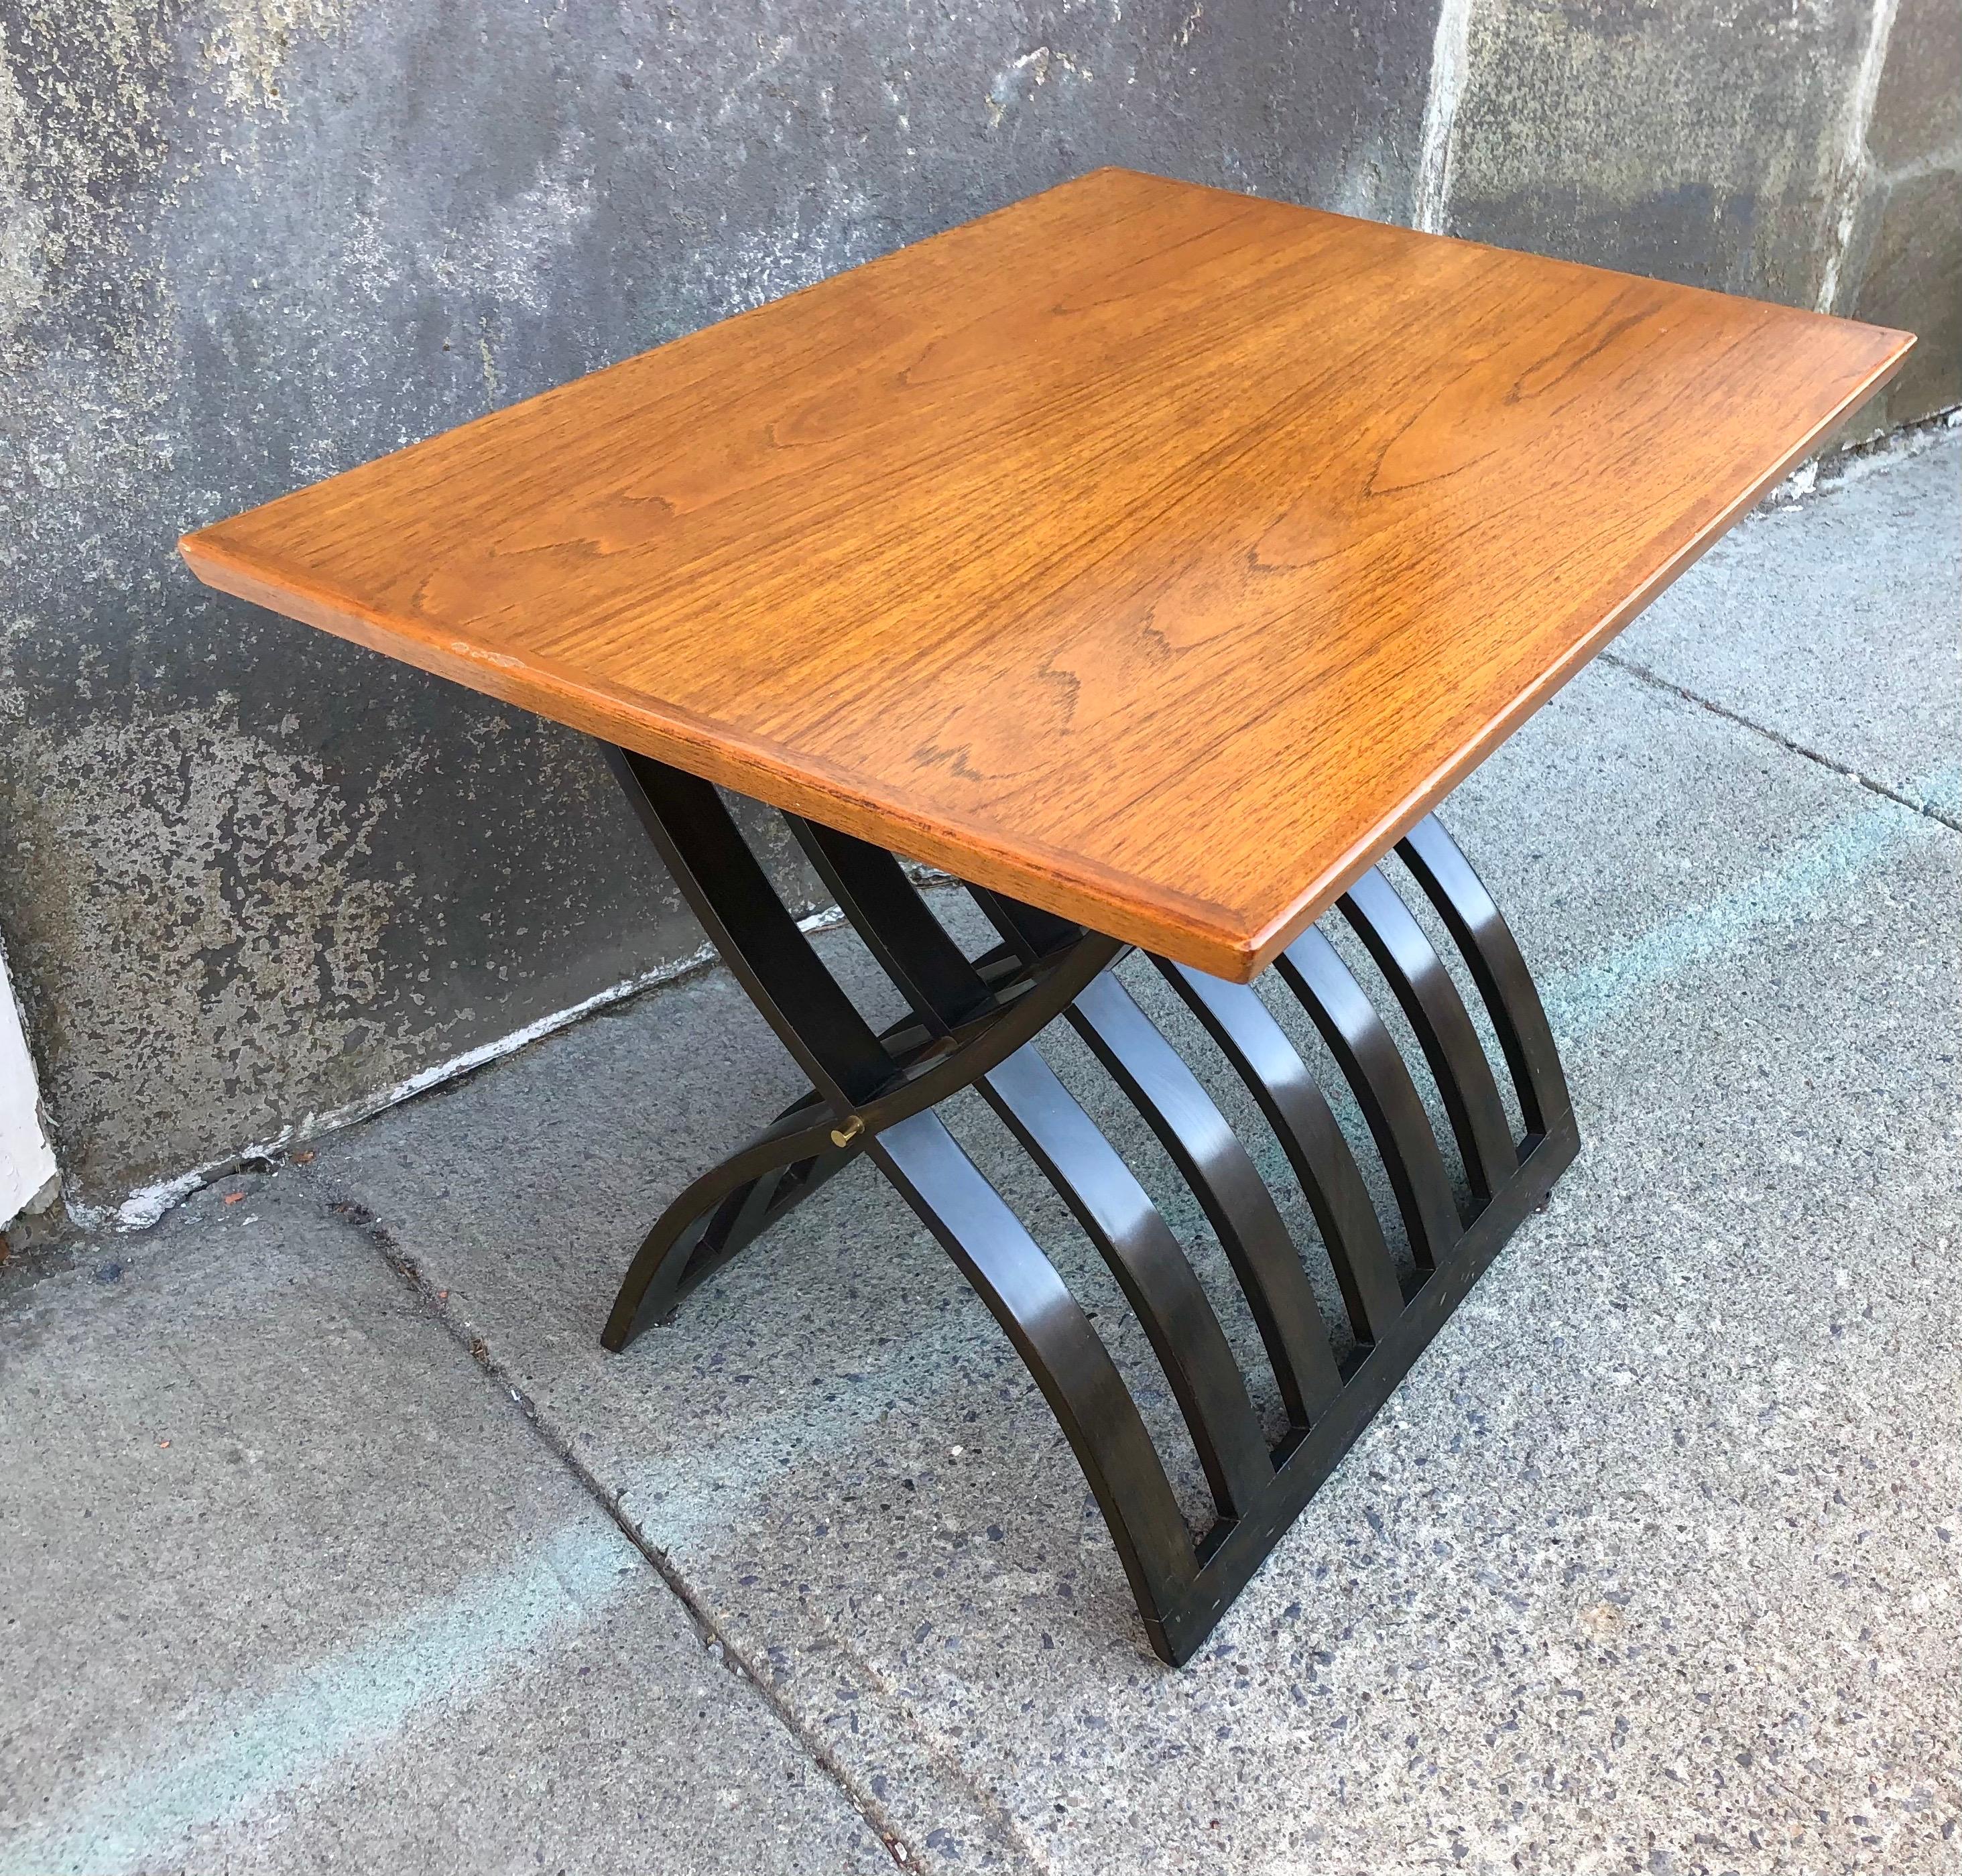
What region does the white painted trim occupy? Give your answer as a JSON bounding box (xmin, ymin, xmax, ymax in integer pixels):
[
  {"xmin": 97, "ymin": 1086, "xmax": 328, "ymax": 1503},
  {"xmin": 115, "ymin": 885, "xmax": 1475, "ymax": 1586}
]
[
  {"xmin": 0, "ymin": 939, "xmax": 57, "ymax": 1227},
  {"xmin": 1412, "ymin": 0, "xmax": 1475, "ymax": 233}
]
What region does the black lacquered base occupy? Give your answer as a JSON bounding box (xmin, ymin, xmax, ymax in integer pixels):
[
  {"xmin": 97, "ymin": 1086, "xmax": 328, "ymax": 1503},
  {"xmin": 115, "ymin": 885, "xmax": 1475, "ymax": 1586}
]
[{"xmin": 601, "ymin": 747, "xmax": 1577, "ymax": 1666}]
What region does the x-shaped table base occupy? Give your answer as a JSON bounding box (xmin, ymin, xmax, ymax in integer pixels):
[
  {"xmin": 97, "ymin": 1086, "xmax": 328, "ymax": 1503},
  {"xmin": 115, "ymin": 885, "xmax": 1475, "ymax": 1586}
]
[{"xmin": 602, "ymin": 747, "xmax": 1577, "ymax": 1665}]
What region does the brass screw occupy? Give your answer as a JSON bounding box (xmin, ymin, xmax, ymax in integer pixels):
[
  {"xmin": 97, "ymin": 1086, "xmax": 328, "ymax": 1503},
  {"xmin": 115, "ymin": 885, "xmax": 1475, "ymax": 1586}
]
[{"xmin": 830, "ymin": 1113, "xmax": 865, "ymax": 1148}]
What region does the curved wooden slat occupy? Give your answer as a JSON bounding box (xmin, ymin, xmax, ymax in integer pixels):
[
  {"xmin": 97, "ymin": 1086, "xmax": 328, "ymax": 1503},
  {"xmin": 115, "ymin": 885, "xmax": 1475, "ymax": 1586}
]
[
  {"xmin": 773, "ymin": 827, "xmax": 1276, "ymax": 1520},
  {"xmin": 1339, "ymin": 868, "xmax": 1520, "ymax": 1206},
  {"xmin": 873, "ymin": 1111, "xmax": 1199, "ymax": 1662},
  {"xmin": 1157, "ymin": 961, "xmax": 1405, "ymax": 1345},
  {"xmin": 610, "ymin": 751, "xmax": 894, "ymax": 1106},
  {"xmin": 602, "ymin": 1099, "xmax": 849, "ymax": 1349},
  {"xmin": 983, "ymin": 1044, "xmax": 1275, "ymax": 1521},
  {"xmin": 1064, "ymin": 974, "xmax": 1345, "ymax": 1427},
  {"xmin": 788, "ymin": 816, "xmax": 995, "ymax": 1035},
  {"xmin": 600, "ymin": 794, "xmax": 1119, "ymax": 1349},
  {"xmin": 1396, "ymin": 817, "xmax": 1573, "ymax": 1139},
  {"xmin": 971, "ymin": 887, "xmax": 1345, "ymax": 1428},
  {"xmin": 1274, "ymin": 929, "xmax": 1463, "ymax": 1271}
]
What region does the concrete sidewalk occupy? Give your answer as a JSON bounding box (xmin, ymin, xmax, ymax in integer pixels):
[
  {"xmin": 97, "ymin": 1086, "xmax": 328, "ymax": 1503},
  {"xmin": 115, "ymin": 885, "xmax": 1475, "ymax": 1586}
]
[{"xmin": 3, "ymin": 432, "xmax": 1957, "ymax": 1875}]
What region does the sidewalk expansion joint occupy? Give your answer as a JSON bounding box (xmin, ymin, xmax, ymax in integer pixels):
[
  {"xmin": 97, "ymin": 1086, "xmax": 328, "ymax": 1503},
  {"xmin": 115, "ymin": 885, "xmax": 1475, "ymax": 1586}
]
[
  {"xmin": 1601, "ymin": 650, "xmax": 1962, "ymax": 835},
  {"xmin": 298, "ymin": 1165, "xmax": 1034, "ymax": 1876}
]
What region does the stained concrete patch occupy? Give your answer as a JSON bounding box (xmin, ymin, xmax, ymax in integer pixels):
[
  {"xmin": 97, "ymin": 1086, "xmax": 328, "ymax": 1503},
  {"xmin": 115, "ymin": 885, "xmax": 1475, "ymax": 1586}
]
[
  {"xmin": 1851, "ymin": 165, "xmax": 1962, "ymax": 432},
  {"xmin": 1850, "ymin": 0, "xmax": 1962, "ymax": 426},
  {"xmin": 308, "ymin": 609, "xmax": 1961, "ymax": 1876},
  {"xmin": 0, "ymin": 1175, "xmax": 890, "ymax": 1875},
  {"xmin": 1440, "ymin": 0, "xmax": 1876, "ymax": 306},
  {"xmin": 1615, "ymin": 432, "xmax": 1961, "ymax": 826}
]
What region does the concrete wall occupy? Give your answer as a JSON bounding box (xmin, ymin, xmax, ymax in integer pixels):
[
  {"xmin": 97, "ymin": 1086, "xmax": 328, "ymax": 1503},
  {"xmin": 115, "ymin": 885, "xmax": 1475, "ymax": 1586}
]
[
  {"xmin": 1, "ymin": 0, "xmax": 1954, "ymax": 1218},
  {"xmin": 1845, "ymin": 0, "xmax": 1961, "ymax": 430},
  {"xmin": 1433, "ymin": 0, "xmax": 1957, "ymax": 434}
]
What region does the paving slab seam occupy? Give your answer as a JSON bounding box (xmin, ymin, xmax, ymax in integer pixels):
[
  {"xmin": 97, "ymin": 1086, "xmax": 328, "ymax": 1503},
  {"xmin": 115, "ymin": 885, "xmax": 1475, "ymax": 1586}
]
[
  {"xmin": 1599, "ymin": 648, "xmax": 1962, "ymax": 834},
  {"xmin": 294, "ymin": 1164, "xmax": 1042, "ymax": 1876}
]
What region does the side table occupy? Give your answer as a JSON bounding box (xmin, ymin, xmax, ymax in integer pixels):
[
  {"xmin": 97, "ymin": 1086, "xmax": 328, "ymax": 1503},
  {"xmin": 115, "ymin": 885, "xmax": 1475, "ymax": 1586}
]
[{"xmin": 182, "ymin": 168, "xmax": 1910, "ymax": 1662}]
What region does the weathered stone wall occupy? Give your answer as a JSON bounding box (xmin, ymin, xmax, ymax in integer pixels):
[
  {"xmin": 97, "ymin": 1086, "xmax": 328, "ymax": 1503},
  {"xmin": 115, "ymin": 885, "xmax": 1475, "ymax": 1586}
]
[{"xmin": 1, "ymin": 0, "xmax": 1953, "ymax": 1216}]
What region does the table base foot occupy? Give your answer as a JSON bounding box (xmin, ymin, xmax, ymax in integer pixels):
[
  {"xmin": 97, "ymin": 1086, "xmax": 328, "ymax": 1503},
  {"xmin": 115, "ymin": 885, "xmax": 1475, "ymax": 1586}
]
[{"xmin": 601, "ymin": 746, "xmax": 1577, "ymax": 1665}]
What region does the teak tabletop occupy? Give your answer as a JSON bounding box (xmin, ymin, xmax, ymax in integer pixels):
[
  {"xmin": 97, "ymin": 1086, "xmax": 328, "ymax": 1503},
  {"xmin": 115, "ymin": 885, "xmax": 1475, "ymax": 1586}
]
[{"xmin": 181, "ymin": 167, "xmax": 1910, "ymax": 980}]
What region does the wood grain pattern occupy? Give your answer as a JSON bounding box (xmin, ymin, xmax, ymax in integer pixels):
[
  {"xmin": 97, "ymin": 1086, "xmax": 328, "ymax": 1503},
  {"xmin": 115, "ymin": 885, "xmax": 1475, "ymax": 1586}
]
[{"xmin": 180, "ymin": 167, "xmax": 1912, "ymax": 981}]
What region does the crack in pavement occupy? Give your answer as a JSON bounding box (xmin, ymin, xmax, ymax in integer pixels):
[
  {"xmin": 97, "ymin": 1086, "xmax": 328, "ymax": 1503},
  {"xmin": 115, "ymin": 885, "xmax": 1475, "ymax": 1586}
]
[
  {"xmin": 1601, "ymin": 649, "xmax": 1962, "ymax": 835},
  {"xmin": 300, "ymin": 1170, "xmax": 999, "ymax": 1876}
]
